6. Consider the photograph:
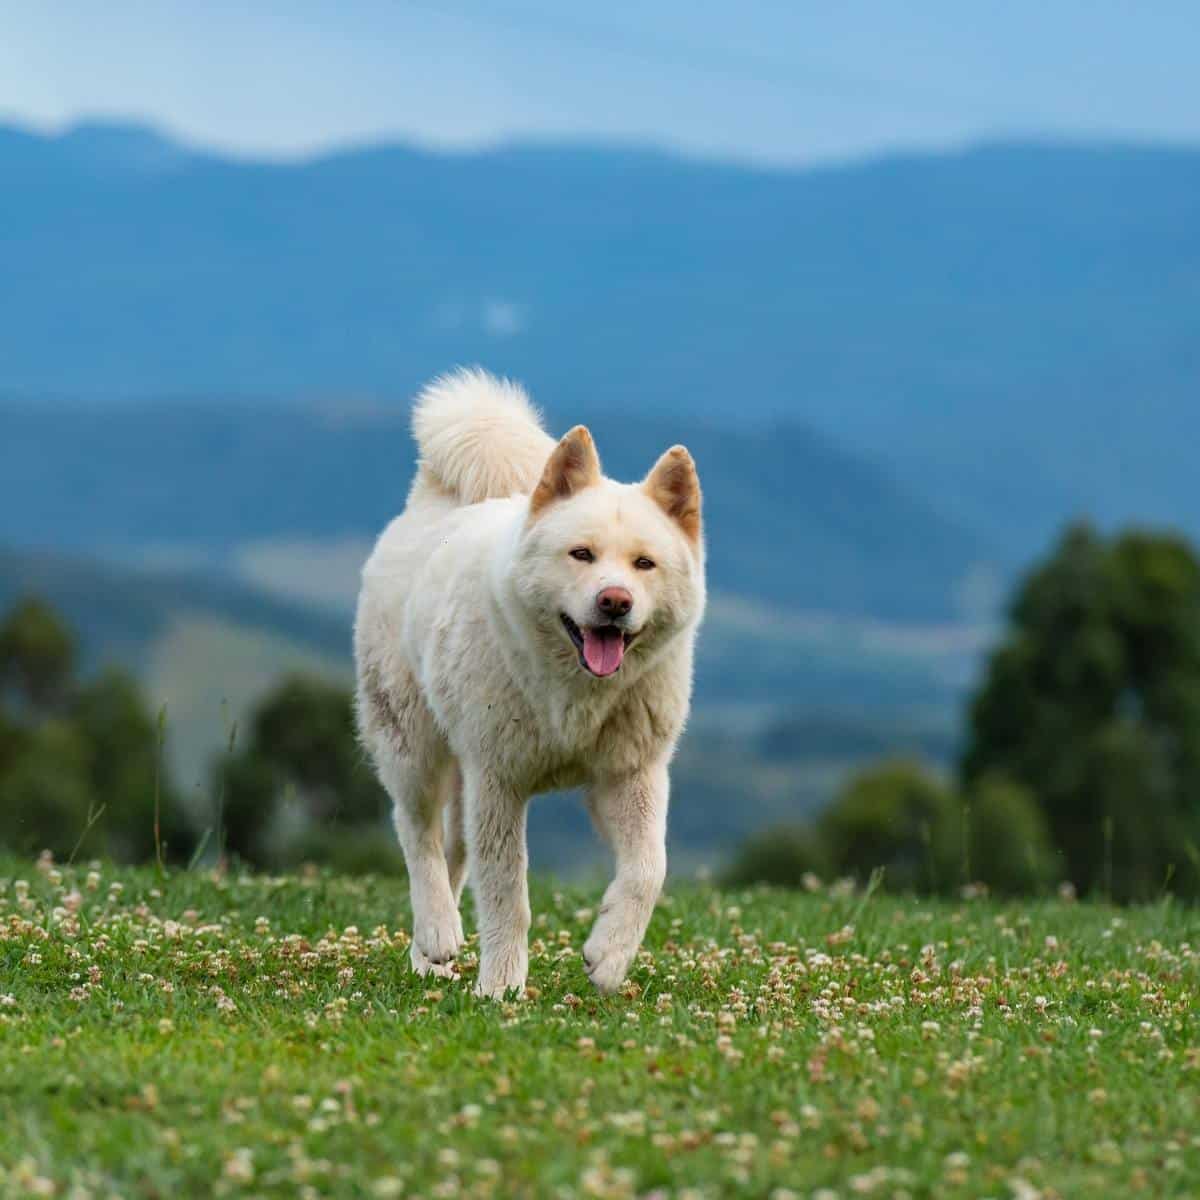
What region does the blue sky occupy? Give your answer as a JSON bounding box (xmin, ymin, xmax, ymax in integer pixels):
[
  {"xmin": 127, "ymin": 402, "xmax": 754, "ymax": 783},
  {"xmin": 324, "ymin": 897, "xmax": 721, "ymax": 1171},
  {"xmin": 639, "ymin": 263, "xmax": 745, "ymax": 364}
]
[{"xmin": 3, "ymin": 1, "xmax": 1198, "ymax": 164}]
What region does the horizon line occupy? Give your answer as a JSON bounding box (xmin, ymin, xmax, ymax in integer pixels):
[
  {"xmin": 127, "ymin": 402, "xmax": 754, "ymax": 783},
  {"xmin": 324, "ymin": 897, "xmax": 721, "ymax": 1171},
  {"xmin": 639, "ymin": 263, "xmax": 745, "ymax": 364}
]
[{"xmin": 4, "ymin": 110, "xmax": 1199, "ymax": 175}]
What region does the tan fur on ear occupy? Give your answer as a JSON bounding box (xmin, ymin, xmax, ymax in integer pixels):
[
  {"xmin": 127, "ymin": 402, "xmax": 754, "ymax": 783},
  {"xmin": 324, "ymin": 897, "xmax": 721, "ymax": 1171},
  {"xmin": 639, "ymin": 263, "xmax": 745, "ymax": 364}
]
[
  {"xmin": 529, "ymin": 425, "xmax": 602, "ymax": 517},
  {"xmin": 644, "ymin": 445, "xmax": 702, "ymax": 542}
]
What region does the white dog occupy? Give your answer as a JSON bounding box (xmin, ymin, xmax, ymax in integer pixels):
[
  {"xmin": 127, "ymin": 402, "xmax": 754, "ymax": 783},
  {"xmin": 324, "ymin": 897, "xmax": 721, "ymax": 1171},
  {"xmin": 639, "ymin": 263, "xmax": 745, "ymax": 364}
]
[{"xmin": 354, "ymin": 369, "xmax": 705, "ymax": 996}]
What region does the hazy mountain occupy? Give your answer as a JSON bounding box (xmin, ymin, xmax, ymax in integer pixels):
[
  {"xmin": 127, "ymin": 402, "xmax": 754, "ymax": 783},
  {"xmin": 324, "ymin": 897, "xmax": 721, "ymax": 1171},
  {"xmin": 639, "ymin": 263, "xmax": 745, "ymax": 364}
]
[
  {"xmin": 0, "ymin": 400, "xmax": 987, "ymax": 622},
  {"xmin": 0, "ymin": 543, "xmax": 348, "ymax": 672},
  {"xmin": 3, "ymin": 121, "xmax": 1199, "ymax": 557},
  {"xmin": 0, "ymin": 545, "xmax": 973, "ymax": 866}
]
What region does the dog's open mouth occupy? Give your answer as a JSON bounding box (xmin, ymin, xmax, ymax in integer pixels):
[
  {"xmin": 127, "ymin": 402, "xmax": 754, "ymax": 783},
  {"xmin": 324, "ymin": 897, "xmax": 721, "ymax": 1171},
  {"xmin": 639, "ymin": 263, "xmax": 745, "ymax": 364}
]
[{"xmin": 561, "ymin": 614, "xmax": 638, "ymax": 677}]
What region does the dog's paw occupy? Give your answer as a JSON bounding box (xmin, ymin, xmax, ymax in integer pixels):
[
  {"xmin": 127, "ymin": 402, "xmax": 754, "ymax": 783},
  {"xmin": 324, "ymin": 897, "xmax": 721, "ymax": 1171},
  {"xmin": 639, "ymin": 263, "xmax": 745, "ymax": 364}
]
[
  {"xmin": 412, "ymin": 905, "xmax": 464, "ymax": 966},
  {"xmin": 582, "ymin": 925, "xmax": 638, "ymax": 995},
  {"xmin": 474, "ymin": 944, "xmax": 528, "ymax": 1000},
  {"xmin": 473, "ymin": 977, "xmax": 525, "ymax": 1001},
  {"xmin": 410, "ymin": 942, "xmax": 456, "ymax": 978}
]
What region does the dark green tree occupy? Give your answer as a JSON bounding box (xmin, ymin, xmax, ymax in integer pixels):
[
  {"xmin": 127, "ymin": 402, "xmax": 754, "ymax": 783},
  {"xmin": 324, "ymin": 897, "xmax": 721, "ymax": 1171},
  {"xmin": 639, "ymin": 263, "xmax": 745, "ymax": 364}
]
[
  {"xmin": 954, "ymin": 774, "xmax": 1058, "ymax": 896},
  {"xmin": 0, "ymin": 721, "xmax": 93, "ymax": 858},
  {"xmin": 213, "ymin": 675, "xmax": 390, "ymax": 869},
  {"xmin": 963, "ymin": 525, "xmax": 1200, "ymax": 899},
  {"xmin": 720, "ymin": 825, "xmax": 829, "ymax": 889},
  {"xmin": 0, "ymin": 708, "xmax": 27, "ymax": 779},
  {"xmin": 722, "ymin": 765, "xmax": 1058, "ymax": 896},
  {"xmin": 0, "ymin": 597, "xmax": 76, "ymax": 712},
  {"xmin": 0, "ymin": 598, "xmax": 193, "ymax": 863},
  {"xmin": 818, "ymin": 759, "xmax": 959, "ymax": 893},
  {"xmin": 69, "ymin": 670, "xmax": 193, "ymax": 863}
]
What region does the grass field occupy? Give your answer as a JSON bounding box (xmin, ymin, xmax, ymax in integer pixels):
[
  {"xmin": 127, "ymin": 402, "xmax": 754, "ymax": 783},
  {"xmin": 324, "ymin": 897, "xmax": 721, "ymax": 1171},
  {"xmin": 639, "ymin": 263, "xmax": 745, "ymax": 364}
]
[{"xmin": 0, "ymin": 858, "xmax": 1197, "ymax": 1198}]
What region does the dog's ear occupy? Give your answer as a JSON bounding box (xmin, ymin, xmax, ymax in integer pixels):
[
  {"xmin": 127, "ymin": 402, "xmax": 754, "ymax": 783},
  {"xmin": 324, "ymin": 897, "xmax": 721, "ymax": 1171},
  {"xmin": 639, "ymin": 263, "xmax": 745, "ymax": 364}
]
[
  {"xmin": 529, "ymin": 425, "xmax": 602, "ymax": 518},
  {"xmin": 644, "ymin": 446, "xmax": 702, "ymax": 543}
]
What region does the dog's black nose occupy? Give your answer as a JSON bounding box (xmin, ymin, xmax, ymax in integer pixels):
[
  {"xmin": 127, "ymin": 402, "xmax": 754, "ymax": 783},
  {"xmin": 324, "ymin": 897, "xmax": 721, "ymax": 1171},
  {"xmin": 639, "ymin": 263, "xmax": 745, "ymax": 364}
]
[{"xmin": 596, "ymin": 586, "xmax": 633, "ymax": 618}]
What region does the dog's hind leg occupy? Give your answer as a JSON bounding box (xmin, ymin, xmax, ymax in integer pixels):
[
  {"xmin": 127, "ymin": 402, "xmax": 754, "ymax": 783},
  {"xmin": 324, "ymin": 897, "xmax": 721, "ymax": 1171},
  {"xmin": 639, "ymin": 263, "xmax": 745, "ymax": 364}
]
[
  {"xmin": 443, "ymin": 761, "xmax": 468, "ymax": 904},
  {"xmin": 359, "ymin": 669, "xmax": 464, "ymax": 976}
]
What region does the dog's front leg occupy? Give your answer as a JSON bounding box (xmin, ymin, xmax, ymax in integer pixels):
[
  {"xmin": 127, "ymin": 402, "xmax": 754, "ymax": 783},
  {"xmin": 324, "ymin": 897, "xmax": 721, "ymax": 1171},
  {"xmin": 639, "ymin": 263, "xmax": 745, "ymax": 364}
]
[
  {"xmin": 583, "ymin": 762, "xmax": 668, "ymax": 994},
  {"xmin": 465, "ymin": 767, "xmax": 531, "ymax": 999}
]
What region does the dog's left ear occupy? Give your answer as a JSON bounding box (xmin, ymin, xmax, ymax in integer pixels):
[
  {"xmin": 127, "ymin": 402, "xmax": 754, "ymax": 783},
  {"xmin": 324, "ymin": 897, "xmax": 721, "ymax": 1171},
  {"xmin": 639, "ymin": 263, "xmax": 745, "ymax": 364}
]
[{"xmin": 644, "ymin": 446, "xmax": 702, "ymax": 543}]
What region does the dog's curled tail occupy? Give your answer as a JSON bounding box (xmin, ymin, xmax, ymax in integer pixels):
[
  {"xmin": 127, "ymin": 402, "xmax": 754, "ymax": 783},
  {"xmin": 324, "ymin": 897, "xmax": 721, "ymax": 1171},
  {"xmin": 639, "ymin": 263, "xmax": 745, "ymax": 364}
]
[{"xmin": 410, "ymin": 368, "xmax": 556, "ymax": 506}]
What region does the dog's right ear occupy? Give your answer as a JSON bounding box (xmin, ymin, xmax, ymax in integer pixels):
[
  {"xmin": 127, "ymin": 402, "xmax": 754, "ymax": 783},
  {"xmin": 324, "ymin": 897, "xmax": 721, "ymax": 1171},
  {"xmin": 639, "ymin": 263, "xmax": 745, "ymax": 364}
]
[{"xmin": 529, "ymin": 426, "xmax": 602, "ymax": 518}]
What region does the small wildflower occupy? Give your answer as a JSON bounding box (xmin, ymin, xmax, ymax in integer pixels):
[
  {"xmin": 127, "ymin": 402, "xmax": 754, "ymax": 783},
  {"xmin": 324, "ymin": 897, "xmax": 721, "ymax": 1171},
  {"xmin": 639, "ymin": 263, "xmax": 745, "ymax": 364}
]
[{"xmin": 223, "ymin": 1148, "xmax": 255, "ymax": 1184}]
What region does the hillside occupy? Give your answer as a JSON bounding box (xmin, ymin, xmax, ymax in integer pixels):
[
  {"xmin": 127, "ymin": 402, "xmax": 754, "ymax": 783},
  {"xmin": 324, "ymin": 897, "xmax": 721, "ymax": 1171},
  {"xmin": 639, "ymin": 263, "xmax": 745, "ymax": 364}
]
[
  {"xmin": 0, "ymin": 545, "xmax": 351, "ymax": 790},
  {"xmin": 0, "ymin": 544, "xmax": 348, "ymax": 669},
  {"xmin": 0, "ymin": 400, "xmax": 987, "ymax": 622},
  {"xmin": 0, "ymin": 547, "xmax": 978, "ymax": 865},
  {"xmin": 3, "ymin": 122, "xmax": 1199, "ymax": 556}
]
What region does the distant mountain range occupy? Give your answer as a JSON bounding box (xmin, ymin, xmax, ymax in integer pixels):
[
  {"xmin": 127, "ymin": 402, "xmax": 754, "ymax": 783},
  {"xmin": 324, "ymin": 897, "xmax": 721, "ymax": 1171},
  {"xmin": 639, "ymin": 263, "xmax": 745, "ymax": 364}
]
[
  {"xmin": 0, "ymin": 399, "xmax": 986, "ymax": 622},
  {"xmin": 0, "ymin": 543, "xmax": 348, "ymax": 671},
  {"xmin": 3, "ymin": 120, "xmax": 1199, "ymax": 565}
]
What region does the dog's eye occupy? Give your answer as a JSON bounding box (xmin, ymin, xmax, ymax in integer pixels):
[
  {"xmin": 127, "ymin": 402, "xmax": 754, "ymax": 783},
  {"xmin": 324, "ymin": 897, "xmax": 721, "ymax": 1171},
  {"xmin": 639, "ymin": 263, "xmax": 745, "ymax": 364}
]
[
  {"xmin": 633, "ymin": 556, "xmax": 656, "ymax": 571},
  {"xmin": 569, "ymin": 547, "xmax": 594, "ymax": 563}
]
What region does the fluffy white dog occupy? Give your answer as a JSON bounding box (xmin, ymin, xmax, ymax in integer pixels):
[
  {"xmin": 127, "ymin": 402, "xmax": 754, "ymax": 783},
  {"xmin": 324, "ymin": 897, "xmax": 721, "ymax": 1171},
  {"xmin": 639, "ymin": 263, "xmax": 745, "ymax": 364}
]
[{"xmin": 354, "ymin": 369, "xmax": 705, "ymax": 996}]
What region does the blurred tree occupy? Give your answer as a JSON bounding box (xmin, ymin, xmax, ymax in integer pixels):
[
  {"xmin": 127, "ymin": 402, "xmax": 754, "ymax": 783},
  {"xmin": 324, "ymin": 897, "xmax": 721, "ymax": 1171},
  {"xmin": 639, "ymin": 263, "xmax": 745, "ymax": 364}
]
[
  {"xmin": 0, "ymin": 721, "xmax": 92, "ymax": 857},
  {"xmin": 289, "ymin": 826, "xmax": 407, "ymax": 877},
  {"xmin": 212, "ymin": 751, "xmax": 279, "ymax": 866},
  {"xmin": 955, "ymin": 774, "xmax": 1058, "ymax": 896},
  {"xmin": 213, "ymin": 675, "xmax": 392, "ymax": 870},
  {"xmin": 0, "ymin": 600, "xmax": 391, "ymax": 871},
  {"xmin": 963, "ymin": 525, "xmax": 1200, "ymax": 899},
  {"xmin": 69, "ymin": 670, "xmax": 193, "ymax": 863},
  {"xmin": 0, "ymin": 709, "xmax": 27, "ymax": 779},
  {"xmin": 720, "ymin": 825, "xmax": 829, "ymax": 889},
  {"xmin": 818, "ymin": 759, "xmax": 958, "ymax": 893},
  {"xmin": 723, "ymin": 766, "xmax": 1059, "ymax": 896},
  {"xmin": 246, "ymin": 676, "xmax": 382, "ymax": 826},
  {"xmin": 0, "ymin": 597, "xmax": 76, "ymax": 713},
  {"xmin": 0, "ymin": 598, "xmax": 193, "ymax": 863}
]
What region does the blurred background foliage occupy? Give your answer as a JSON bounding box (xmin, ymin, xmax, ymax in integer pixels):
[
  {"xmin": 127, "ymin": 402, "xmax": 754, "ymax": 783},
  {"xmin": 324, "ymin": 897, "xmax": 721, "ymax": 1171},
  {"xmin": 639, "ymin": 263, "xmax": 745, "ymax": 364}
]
[
  {"xmin": 0, "ymin": 595, "xmax": 397, "ymax": 872},
  {"xmin": 211, "ymin": 675, "xmax": 399, "ymax": 874},
  {"xmin": 3, "ymin": 520, "xmax": 1199, "ymax": 898},
  {"xmin": 727, "ymin": 526, "xmax": 1200, "ymax": 900},
  {"xmin": 0, "ymin": 599, "xmax": 192, "ymax": 863}
]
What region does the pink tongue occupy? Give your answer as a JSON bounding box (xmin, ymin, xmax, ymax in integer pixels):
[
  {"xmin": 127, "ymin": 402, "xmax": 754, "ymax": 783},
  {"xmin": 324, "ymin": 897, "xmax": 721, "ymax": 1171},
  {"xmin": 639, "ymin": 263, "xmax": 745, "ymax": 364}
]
[{"xmin": 582, "ymin": 627, "xmax": 625, "ymax": 676}]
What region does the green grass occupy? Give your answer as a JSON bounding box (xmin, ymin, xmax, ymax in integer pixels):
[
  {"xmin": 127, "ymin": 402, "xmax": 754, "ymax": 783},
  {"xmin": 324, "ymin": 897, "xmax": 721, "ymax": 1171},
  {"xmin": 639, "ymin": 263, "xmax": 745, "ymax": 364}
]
[{"xmin": 0, "ymin": 859, "xmax": 1197, "ymax": 1198}]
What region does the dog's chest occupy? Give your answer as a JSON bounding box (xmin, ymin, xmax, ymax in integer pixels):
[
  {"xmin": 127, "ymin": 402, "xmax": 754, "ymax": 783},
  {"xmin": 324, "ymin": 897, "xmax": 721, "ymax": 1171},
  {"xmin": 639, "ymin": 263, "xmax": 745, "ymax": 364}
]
[{"xmin": 491, "ymin": 685, "xmax": 670, "ymax": 794}]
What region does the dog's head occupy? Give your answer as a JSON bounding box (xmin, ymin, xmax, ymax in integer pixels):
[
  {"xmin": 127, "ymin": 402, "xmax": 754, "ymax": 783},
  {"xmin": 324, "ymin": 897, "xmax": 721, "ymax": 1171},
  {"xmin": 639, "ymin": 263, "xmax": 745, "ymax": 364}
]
[{"xmin": 509, "ymin": 426, "xmax": 705, "ymax": 680}]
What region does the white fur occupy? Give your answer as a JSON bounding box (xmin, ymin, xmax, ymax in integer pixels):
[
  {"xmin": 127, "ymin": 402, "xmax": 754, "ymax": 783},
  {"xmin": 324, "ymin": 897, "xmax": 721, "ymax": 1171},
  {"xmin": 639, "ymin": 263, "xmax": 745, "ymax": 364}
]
[
  {"xmin": 409, "ymin": 368, "xmax": 555, "ymax": 507},
  {"xmin": 355, "ymin": 369, "xmax": 705, "ymax": 997}
]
